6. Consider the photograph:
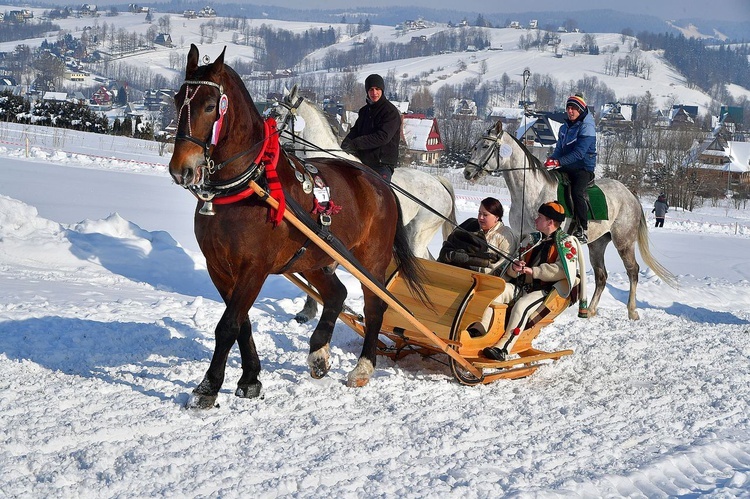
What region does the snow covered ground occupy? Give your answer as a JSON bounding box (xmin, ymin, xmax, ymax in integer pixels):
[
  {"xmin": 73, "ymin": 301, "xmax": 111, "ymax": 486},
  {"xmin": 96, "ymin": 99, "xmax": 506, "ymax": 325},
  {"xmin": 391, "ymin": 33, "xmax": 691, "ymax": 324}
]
[{"xmin": 1, "ymin": 124, "xmax": 750, "ymax": 497}]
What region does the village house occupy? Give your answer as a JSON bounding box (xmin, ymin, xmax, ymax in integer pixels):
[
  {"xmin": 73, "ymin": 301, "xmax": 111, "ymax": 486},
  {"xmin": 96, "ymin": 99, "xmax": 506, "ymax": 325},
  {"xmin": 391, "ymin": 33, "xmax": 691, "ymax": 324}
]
[
  {"xmin": 515, "ymin": 111, "xmax": 566, "ymax": 161},
  {"xmin": 486, "ymin": 106, "xmax": 526, "ymax": 131},
  {"xmin": 452, "ymin": 98, "xmax": 477, "ymax": 119},
  {"xmin": 599, "ymin": 102, "xmax": 637, "ymax": 134},
  {"xmin": 401, "ymin": 114, "xmax": 444, "ymax": 166},
  {"xmin": 79, "ymin": 4, "xmax": 98, "ymax": 16},
  {"xmin": 42, "ymin": 91, "xmax": 68, "ymax": 102},
  {"xmin": 91, "ymin": 86, "xmax": 113, "ymax": 107},
  {"xmin": 692, "ymin": 133, "xmax": 750, "ymax": 192},
  {"xmin": 154, "ymin": 33, "xmax": 173, "ymax": 48},
  {"xmin": 670, "ymin": 105, "xmax": 699, "ymax": 129}
]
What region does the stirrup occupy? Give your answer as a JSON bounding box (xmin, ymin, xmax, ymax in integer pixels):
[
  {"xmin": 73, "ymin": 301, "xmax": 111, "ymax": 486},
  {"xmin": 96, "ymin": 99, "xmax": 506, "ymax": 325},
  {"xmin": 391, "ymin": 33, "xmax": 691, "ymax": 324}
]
[{"xmin": 572, "ymin": 228, "xmax": 588, "ymax": 244}]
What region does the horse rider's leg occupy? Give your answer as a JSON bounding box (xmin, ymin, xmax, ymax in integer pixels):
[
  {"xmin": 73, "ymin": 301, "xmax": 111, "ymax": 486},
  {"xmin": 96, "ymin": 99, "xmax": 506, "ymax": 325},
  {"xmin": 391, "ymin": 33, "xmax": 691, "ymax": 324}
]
[
  {"xmin": 348, "ymin": 288, "xmax": 388, "ymax": 387},
  {"xmin": 304, "ymin": 270, "xmax": 347, "ymax": 379},
  {"xmin": 585, "ymin": 235, "xmax": 611, "ymax": 318},
  {"xmin": 611, "ymin": 234, "xmax": 641, "ymax": 321},
  {"xmin": 565, "ymin": 169, "xmax": 592, "ymax": 235}
]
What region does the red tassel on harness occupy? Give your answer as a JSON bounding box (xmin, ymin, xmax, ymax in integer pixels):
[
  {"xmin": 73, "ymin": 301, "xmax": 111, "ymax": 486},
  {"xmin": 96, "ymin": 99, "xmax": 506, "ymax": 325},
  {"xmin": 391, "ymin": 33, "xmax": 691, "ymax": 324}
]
[
  {"xmin": 313, "ymin": 199, "xmax": 342, "ymax": 216},
  {"xmin": 262, "ymin": 118, "xmax": 285, "ymax": 226}
]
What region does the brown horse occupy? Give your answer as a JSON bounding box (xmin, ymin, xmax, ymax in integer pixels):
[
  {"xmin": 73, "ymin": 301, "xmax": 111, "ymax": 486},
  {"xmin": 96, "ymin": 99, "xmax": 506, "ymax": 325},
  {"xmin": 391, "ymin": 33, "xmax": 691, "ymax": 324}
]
[{"xmin": 169, "ymin": 45, "xmax": 424, "ymax": 408}]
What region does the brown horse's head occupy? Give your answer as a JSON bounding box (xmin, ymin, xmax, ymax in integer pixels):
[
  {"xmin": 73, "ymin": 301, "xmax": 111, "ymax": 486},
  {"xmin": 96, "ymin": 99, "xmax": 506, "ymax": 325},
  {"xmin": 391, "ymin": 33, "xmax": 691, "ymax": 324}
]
[{"xmin": 169, "ymin": 44, "xmax": 240, "ymax": 187}]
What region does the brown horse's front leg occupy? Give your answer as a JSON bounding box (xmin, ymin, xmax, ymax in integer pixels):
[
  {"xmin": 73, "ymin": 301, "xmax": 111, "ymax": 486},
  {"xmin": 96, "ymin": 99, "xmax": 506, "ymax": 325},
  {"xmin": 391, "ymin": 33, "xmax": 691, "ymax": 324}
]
[
  {"xmin": 186, "ymin": 312, "xmax": 241, "ymax": 409},
  {"xmin": 347, "ymin": 290, "xmax": 387, "ymax": 387},
  {"xmin": 235, "ymin": 317, "xmax": 262, "ymax": 398}
]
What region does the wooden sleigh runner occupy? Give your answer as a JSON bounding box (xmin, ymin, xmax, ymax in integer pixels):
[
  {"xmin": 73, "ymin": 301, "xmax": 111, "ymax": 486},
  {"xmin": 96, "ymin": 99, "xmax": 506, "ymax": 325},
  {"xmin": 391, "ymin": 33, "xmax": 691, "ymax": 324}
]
[{"xmin": 288, "ymin": 256, "xmax": 576, "ymax": 386}]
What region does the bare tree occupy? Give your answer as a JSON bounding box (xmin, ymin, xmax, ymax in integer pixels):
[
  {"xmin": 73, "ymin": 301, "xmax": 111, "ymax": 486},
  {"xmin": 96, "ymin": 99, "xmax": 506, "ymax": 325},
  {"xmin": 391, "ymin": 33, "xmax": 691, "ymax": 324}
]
[{"xmin": 410, "ymin": 86, "xmax": 434, "ymax": 116}]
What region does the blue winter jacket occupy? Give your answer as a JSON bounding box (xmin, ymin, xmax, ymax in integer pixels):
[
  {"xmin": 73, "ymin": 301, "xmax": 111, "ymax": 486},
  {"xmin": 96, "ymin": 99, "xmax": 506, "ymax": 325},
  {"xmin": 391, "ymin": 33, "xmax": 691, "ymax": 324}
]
[{"xmin": 551, "ymin": 109, "xmax": 597, "ymax": 172}]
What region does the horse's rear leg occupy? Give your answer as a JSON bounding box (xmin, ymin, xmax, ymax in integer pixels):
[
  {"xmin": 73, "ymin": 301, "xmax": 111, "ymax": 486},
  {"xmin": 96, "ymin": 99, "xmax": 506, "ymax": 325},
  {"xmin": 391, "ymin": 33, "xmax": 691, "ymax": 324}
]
[
  {"xmin": 348, "ymin": 290, "xmax": 387, "ymax": 387},
  {"xmin": 613, "ymin": 241, "xmax": 640, "ymax": 321},
  {"xmin": 294, "ymin": 294, "xmax": 319, "ymax": 323},
  {"xmin": 586, "ymin": 237, "xmax": 610, "ymax": 319},
  {"xmin": 304, "ymin": 271, "xmax": 347, "ymax": 379}
]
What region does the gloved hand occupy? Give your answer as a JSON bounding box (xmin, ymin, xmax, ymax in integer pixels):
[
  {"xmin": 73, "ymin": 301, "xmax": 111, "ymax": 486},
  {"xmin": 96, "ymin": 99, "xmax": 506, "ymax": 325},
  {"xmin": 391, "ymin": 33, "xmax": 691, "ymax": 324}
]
[
  {"xmin": 341, "ymin": 139, "xmax": 356, "ymax": 155},
  {"xmin": 447, "ymin": 250, "xmax": 470, "ymax": 265},
  {"xmin": 544, "ymin": 158, "xmax": 560, "ymax": 169}
]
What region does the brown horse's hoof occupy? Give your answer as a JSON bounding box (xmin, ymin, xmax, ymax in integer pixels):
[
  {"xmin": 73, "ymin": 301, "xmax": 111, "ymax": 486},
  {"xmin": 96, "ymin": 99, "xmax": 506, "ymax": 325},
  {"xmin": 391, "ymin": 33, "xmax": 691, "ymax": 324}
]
[
  {"xmin": 346, "ymin": 376, "xmax": 370, "ymax": 388},
  {"xmin": 185, "ymin": 393, "xmax": 218, "ymax": 409},
  {"xmin": 294, "ymin": 313, "xmax": 311, "ymax": 324},
  {"xmin": 308, "ymin": 346, "xmax": 330, "ymax": 379},
  {"xmin": 235, "ymin": 382, "xmax": 263, "ymax": 399},
  {"xmin": 346, "ymin": 358, "xmax": 374, "ymax": 387},
  {"xmin": 186, "ymin": 378, "xmax": 220, "ymax": 409}
]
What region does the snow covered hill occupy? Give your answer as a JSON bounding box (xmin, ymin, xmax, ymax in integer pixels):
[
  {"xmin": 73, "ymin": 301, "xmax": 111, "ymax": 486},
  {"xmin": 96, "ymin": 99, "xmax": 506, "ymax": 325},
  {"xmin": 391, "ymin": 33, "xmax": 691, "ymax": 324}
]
[{"xmin": 1, "ymin": 4, "xmax": 747, "ymax": 116}]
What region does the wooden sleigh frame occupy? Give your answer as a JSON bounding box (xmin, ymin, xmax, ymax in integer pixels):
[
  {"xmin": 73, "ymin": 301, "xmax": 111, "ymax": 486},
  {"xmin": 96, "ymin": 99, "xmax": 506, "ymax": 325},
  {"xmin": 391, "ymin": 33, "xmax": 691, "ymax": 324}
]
[{"xmin": 251, "ymin": 180, "xmax": 574, "ymax": 386}]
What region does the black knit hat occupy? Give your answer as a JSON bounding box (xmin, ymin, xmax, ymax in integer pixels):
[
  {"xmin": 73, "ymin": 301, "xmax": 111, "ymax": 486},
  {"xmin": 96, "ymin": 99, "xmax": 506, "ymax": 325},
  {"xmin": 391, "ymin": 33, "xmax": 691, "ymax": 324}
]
[
  {"xmin": 538, "ymin": 201, "xmax": 566, "ymax": 223},
  {"xmin": 365, "ymin": 74, "xmax": 385, "ymax": 91}
]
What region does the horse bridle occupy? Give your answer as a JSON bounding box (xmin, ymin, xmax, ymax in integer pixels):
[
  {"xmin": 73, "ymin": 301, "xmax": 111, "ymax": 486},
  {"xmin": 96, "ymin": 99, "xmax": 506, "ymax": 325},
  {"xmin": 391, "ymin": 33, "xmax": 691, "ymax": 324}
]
[
  {"xmin": 175, "ymin": 79, "xmax": 224, "ymax": 156},
  {"xmin": 466, "ymin": 128, "xmax": 536, "ymax": 176},
  {"xmin": 268, "ymin": 97, "xmax": 347, "ymax": 157},
  {"xmin": 174, "ymin": 78, "xmax": 280, "ymax": 207},
  {"xmin": 465, "ymin": 129, "xmax": 505, "ymax": 175}
]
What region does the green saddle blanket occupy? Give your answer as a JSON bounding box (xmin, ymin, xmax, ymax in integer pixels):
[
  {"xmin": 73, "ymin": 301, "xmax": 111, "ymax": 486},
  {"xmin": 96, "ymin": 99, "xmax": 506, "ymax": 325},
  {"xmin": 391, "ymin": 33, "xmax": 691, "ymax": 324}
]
[{"xmin": 556, "ymin": 176, "xmax": 608, "ymax": 221}]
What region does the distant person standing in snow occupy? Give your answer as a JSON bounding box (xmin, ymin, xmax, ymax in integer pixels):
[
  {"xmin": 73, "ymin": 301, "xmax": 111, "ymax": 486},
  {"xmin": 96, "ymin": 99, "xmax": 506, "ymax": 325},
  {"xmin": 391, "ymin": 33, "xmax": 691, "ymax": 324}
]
[{"xmin": 652, "ymin": 194, "xmax": 669, "ymax": 228}]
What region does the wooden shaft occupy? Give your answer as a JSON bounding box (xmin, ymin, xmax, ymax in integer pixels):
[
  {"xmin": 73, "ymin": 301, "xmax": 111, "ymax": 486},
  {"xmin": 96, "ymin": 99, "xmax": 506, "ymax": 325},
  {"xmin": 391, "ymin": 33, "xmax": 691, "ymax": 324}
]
[{"xmin": 250, "ymin": 180, "xmax": 483, "ymax": 379}]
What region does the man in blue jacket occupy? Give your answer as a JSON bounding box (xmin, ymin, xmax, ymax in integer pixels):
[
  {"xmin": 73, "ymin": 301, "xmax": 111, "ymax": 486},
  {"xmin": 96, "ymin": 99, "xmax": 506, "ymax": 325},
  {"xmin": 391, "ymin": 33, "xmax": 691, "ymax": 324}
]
[
  {"xmin": 341, "ymin": 74, "xmax": 402, "ymax": 182},
  {"xmin": 545, "ymin": 94, "xmax": 597, "ymax": 243}
]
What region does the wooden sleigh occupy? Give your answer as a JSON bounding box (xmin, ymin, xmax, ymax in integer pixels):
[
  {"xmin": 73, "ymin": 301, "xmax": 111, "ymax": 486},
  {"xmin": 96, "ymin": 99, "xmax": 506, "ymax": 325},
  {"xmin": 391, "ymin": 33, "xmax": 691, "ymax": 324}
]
[
  {"xmin": 287, "ymin": 257, "xmax": 575, "ymax": 386},
  {"xmin": 250, "ymin": 179, "xmax": 574, "ymax": 386}
]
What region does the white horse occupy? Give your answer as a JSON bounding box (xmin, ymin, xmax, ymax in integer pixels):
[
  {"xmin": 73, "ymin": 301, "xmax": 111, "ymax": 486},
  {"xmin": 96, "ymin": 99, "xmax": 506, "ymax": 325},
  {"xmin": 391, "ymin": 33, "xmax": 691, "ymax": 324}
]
[
  {"xmin": 270, "ymin": 85, "xmax": 458, "ymax": 321},
  {"xmin": 464, "ymin": 121, "xmax": 677, "ymax": 320}
]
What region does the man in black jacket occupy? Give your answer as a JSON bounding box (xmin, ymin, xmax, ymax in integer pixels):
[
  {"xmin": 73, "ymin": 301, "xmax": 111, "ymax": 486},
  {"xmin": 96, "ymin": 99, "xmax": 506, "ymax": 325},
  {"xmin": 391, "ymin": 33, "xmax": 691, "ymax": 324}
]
[{"xmin": 341, "ymin": 74, "xmax": 402, "ymax": 182}]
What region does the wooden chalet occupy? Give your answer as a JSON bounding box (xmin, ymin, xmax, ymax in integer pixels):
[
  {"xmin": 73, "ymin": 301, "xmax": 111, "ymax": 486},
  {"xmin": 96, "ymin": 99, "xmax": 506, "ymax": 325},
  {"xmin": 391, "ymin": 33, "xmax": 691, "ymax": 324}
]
[
  {"xmin": 401, "ymin": 114, "xmax": 445, "ymax": 165},
  {"xmin": 600, "ymin": 102, "xmax": 637, "ymax": 134},
  {"xmin": 486, "ymin": 106, "xmax": 526, "ymax": 130},
  {"xmin": 452, "ymin": 98, "xmax": 477, "ymax": 119},
  {"xmin": 515, "ymin": 112, "xmax": 565, "ymax": 162},
  {"xmin": 670, "ymin": 105, "xmax": 699, "ymax": 129},
  {"xmin": 693, "ymin": 135, "xmax": 750, "ymax": 190}
]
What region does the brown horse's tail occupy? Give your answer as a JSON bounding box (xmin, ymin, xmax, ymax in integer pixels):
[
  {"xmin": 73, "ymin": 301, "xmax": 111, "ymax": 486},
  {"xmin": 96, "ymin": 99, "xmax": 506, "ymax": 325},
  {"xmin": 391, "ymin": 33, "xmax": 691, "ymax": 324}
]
[
  {"xmin": 393, "ymin": 201, "xmax": 431, "ymax": 306},
  {"xmin": 637, "ymin": 211, "xmax": 679, "ymax": 288}
]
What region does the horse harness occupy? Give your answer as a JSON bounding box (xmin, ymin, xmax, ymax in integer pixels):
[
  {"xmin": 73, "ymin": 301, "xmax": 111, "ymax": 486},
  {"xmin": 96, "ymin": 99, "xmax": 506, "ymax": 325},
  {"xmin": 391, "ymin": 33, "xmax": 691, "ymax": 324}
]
[
  {"xmin": 175, "ymin": 79, "xmax": 273, "ymax": 215},
  {"xmin": 174, "ymin": 78, "xmax": 345, "ymax": 272}
]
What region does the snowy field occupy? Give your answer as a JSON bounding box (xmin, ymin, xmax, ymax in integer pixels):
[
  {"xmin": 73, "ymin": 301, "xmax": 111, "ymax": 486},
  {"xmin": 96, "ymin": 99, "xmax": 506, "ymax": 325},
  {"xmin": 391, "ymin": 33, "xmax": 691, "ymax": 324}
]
[{"xmin": 1, "ymin": 124, "xmax": 750, "ymax": 497}]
